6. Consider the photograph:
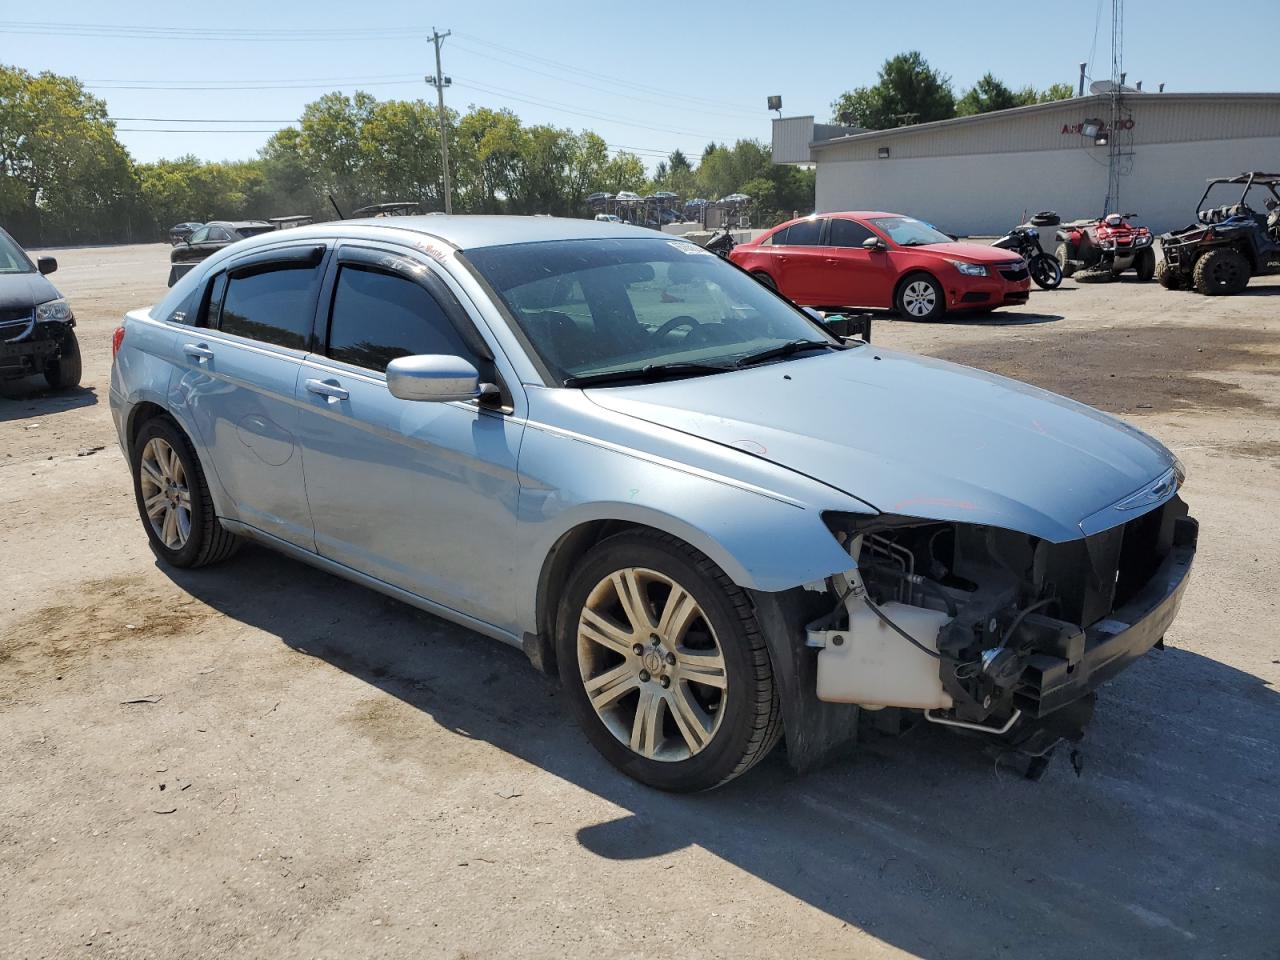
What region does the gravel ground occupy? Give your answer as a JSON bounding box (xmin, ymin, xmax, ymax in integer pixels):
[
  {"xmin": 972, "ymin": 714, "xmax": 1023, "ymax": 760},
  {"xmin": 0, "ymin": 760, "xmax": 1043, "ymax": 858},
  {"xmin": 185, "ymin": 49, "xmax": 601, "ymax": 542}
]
[{"xmin": 2, "ymin": 243, "xmax": 1277, "ymax": 960}]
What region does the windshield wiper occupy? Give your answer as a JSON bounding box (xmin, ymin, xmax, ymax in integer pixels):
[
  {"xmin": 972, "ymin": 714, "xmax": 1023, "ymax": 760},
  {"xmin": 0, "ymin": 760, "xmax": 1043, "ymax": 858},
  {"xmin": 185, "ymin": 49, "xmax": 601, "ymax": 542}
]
[
  {"xmin": 563, "ymin": 361, "xmax": 733, "ymax": 388},
  {"xmin": 733, "ymin": 339, "xmax": 844, "ymax": 369}
]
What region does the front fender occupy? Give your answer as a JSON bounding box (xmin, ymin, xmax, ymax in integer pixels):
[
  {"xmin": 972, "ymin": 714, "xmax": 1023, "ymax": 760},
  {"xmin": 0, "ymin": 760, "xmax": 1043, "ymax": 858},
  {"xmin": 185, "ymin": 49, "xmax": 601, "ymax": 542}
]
[{"xmin": 512, "ymin": 416, "xmax": 866, "ymax": 632}]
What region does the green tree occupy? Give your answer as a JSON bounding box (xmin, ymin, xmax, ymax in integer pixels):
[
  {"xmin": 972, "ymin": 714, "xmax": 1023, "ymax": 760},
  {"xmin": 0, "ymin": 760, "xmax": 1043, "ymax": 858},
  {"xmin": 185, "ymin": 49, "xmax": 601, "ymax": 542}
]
[
  {"xmin": 831, "ymin": 51, "xmax": 956, "ymax": 129},
  {"xmin": 956, "ymin": 73, "xmax": 1039, "ymax": 116},
  {"xmin": 0, "ymin": 64, "xmax": 141, "ymax": 244},
  {"xmin": 1039, "ymin": 82, "xmax": 1076, "ymax": 103},
  {"xmin": 456, "ymin": 107, "xmax": 524, "ymax": 213}
]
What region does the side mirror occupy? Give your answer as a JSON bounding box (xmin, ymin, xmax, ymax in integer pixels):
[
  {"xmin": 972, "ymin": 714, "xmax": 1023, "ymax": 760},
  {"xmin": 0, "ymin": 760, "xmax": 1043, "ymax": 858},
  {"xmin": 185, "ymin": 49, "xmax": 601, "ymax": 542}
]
[
  {"xmin": 861, "ymin": 236, "xmax": 886, "ymax": 251},
  {"xmin": 37, "ymin": 256, "xmax": 57, "ymax": 275},
  {"xmin": 386, "ymin": 354, "xmax": 491, "ymax": 403}
]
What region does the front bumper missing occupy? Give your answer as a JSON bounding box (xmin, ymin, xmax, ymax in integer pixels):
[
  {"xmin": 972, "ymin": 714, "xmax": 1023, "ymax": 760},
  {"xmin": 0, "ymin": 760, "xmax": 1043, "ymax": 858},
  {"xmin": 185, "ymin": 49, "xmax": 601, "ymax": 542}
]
[
  {"xmin": 1016, "ymin": 516, "xmax": 1197, "ymax": 718},
  {"xmin": 0, "ymin": 321, "xmax": 70, "ymax": 378}
]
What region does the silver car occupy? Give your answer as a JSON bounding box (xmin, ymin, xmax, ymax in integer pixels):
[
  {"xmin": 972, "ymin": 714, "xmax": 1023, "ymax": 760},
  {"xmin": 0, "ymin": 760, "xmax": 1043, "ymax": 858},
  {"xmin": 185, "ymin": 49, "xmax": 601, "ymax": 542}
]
[{"xmin": 109, "ymin": 217, "xmax": 1197, "ymax": 791}]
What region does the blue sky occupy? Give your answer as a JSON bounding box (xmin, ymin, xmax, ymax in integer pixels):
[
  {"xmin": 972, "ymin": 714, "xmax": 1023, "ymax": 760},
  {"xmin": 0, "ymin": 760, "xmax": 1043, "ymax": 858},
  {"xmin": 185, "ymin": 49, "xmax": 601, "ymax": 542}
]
[{"xmin": 7, "ymin": 0, "xmax": 1277, "ymax": 167}]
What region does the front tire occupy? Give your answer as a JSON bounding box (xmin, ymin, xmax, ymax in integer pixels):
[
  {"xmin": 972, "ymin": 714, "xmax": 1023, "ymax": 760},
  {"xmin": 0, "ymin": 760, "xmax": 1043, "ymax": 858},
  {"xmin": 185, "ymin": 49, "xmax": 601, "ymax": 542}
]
[
  {"xmin": 1193, "ymin": 247, "xmax": 1250, "ymax": 295},
  {"xmin": 895, "ymin": 273, "xmax": 945, "ymax": 321},
  {"xmin": 1029, "ymin": 253, "xmax": 1063, "ymax": 290},
  {"xmin": 556, "ymin": 530, "xmax": 782, "ymax": 792},
  {"xmin": 43, "ymin": 328, "xmax": 82, "ymax": 390},
  {"xmin": 1135, "ymin": 247, "xmax": 1156, "ymax": 281},
  {"xmin": 1155, "ymin": 259, "xmax": 1183, "ymax": 290},
  {"xmin": 752, "ymin": 270, "xmax": 778, "ymax": 291},
  {"xmin": 131, "ymin": 416, "xmax": 240, "ymax": 568}
]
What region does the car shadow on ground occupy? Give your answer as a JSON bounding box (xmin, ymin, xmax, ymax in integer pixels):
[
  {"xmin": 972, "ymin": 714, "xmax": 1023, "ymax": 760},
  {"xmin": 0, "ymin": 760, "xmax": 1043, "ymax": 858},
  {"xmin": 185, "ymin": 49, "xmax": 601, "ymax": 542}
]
[
  {"xmin": 876, "ymin": 310, "xmax": 1064, "ymax": 327},
  {"xmin": 159, "ymin": 544, "xmax": 1280, "ymax": 959},
  {"xmin": 0, "ymin": 381, "xmax": 97, "ymax": 421}
]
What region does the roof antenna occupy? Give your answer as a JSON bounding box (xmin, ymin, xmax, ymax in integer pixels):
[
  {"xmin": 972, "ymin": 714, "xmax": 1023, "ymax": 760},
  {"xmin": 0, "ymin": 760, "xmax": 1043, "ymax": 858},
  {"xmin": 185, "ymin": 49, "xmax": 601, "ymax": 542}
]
[{"xmin": 328, "ymin": 194, "xmax": 346, "ymax": 220}]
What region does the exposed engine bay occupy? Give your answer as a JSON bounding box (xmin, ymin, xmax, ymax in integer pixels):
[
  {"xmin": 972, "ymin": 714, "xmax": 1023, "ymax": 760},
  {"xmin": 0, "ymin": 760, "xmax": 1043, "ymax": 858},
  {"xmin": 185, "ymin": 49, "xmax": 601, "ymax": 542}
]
[{"xmin": 808, "ymin": 494, "xmax": 1198, "ymax": 739}]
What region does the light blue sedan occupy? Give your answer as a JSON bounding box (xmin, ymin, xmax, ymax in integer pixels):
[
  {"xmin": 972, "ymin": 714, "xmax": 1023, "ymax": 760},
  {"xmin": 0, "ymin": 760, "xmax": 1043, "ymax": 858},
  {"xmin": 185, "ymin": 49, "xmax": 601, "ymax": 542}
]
[{"xmin": 109, "ymin": 217, "xmax": 1197, "ymax": 791}]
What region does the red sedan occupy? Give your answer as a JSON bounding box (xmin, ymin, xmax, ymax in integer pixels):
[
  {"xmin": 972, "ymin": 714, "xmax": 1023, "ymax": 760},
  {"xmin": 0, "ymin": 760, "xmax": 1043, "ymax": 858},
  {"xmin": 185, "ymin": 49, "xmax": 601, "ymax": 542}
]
[{"xmin": 729, "ymin": 211, "xmax": 1031, "ymax": 321}]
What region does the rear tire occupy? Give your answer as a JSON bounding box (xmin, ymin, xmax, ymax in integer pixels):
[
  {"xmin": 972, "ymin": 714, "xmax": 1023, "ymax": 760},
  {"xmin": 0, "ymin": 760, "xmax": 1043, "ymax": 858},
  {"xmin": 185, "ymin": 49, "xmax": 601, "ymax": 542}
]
[
  {"xmin": 1055, "ymin": 243, "xmax": 1076, "ymax": 278},
  {"xmin": 42, "ymin": 328, "xmax": 82, "ymax": 390},
  {"xmin": 895, "ymin": 272, "xmax": 945, "ymax": 321},
  {"xmin": 1193, "ymin": 247, "xmax": 1250, "ymax": 295},
  {"xmin": 131, "ymin": 416, "xmax": 240, "ymax": 568},
  {"xmin": 1155, "ymin": 259, "xmax": 1183, "ymax": 290},
  {"xmin": 556, "ymin": 529, "xmax": 782, "ymax": 792},
  {"xmin": 1029, "ymin": 253, "xmax": 1062, "ymax": 290},
  {"xmin": 1135, "ymin": 248, "xmax": 1156, "ymax": 281}
]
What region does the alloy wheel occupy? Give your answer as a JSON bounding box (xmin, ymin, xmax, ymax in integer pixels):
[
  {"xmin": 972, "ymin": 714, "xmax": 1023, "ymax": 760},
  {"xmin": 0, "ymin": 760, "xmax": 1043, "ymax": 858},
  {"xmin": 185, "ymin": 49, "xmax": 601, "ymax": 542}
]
[
  {"xmin": 139, "ymin": 437, "xmax": 192, "ymax": 550},
  {"xmin": 902, "ymin": 280, "xmax": 938, "ymax": 317},
  {"xmin": 576, "ymin": 567, "xmax": 727, "ymax": 762}
]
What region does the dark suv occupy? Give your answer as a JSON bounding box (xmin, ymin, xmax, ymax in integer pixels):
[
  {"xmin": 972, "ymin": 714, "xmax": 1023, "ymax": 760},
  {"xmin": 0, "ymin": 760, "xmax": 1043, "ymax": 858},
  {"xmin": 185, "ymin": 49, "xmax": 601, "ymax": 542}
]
[
  {"xmin": 169, "ymin": 220, "xmax": 275, "ymax": 286},
  {"xmin": 0, "ymin": 226, "xmax": 80, "ymax": 391},
  {"xmin": 1157, "ymin": 172, "xmax": 1280, "ymax": 295}
]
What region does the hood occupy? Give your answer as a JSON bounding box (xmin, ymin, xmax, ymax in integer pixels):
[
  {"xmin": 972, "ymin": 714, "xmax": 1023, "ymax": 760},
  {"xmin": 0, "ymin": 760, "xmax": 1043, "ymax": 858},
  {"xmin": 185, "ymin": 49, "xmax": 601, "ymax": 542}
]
[
  {"xmin": 0, "ymin": 271, "xmax": 60, "ymax": 312},
  {"xmin": 911, "ymin": 242, "xmax": 1022, "ymax": 265},
  {"xmin": 583, "ymin": 348, "xmax": 1174, "ymax": 543}
]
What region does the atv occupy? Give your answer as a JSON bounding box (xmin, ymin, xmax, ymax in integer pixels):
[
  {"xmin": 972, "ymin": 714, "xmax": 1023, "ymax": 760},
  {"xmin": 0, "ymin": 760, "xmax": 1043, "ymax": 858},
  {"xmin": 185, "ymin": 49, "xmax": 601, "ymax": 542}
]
[
  {"xmin": 1055, "ymin": 213, "xmax": 1156, "ymax": 281},
  {"xmin": 1156, "ymin": 172, "xmax": 1280, "ymax": 295}
]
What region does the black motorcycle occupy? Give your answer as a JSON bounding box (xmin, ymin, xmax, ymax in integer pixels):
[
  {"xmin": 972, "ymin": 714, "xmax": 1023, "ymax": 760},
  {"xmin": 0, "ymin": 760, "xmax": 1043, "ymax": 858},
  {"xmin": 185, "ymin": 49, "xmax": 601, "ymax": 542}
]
[
  {"xmin": 992, "ymin": 225, "xmax": 1063, "ymax": 290},
  {"xmin": 704, "ymin": 226, "xmax": 736, "ymax": 258}
]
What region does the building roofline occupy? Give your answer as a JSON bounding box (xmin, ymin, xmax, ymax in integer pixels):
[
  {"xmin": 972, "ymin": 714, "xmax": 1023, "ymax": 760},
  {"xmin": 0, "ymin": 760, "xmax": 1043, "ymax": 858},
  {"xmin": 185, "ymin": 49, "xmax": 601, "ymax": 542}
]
[{"xmin": 808, "ymin": 91, "xmax": 1280, "ymax": 150}]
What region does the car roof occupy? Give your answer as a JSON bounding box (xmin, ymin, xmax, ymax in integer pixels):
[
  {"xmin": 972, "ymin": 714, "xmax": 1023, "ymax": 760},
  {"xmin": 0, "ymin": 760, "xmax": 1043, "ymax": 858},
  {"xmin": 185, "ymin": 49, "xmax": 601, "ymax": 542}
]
[
  {"xmin": 766, "ymin": 211, "xmax": 901, "ymax": 233},
  {"xmin": 217, "ymin": 215, "xmax": 666, "ymax": 252}
]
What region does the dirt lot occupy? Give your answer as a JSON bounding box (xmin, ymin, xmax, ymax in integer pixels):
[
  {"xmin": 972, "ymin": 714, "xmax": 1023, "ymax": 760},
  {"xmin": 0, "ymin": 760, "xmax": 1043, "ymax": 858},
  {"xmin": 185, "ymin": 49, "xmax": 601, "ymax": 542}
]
[{"xmin": 2, "ymin": 243, "xmax": 1277, "ymax": 960}]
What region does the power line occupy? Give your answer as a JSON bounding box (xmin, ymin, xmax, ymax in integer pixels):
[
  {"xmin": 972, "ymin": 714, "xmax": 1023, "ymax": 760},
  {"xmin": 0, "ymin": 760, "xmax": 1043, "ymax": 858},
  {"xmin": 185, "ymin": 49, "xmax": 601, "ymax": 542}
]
[
  {"xmin": 447, "ymin": 38, "xmax": 760, "ymax": 122},
  {"xmin": 114, "ymin": 127, "xmax": 291, "ymax": 133},
  {"xmin": 454, "ymin": 77, "xmax": 737, "ymax": 140},
  {"xmin": 452, "ymin": 31, "xmax": 756, "ymax": 114},
  {"xmin": 0, "ymin": 20, "xmax": 430, "ymax": 42},
  {"xmin": 111, "ymin": 116, "xmax": 299, "ymax": 123},
  {"xmin": 87, "ymin": 79, "xmax": 423, "ymax": 92},
  {"xmin": 87, "ymin": 73, "xmax": 421, "ymax": 89}
]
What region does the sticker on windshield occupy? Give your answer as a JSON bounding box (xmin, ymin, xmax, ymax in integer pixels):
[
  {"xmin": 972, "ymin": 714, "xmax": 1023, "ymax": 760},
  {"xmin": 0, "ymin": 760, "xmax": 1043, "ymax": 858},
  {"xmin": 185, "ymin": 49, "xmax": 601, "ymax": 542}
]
[{"xmin": 667, "ymin": 240, "xmax": 712, "ymax": 256}]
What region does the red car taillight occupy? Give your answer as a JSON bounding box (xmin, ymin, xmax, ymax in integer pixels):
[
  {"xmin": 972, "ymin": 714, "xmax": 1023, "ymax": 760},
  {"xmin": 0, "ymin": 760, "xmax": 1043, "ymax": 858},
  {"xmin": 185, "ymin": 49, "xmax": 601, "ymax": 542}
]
[{"xmin": 111, "ymin": 325, "xmax": 125, "ymax": 359}]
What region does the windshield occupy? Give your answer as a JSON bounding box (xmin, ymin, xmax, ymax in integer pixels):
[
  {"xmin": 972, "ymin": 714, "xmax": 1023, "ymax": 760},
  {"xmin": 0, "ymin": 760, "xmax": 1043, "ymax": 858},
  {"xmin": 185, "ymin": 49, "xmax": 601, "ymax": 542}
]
[
  {"xmin": 0, "ymin": 230, "xmax": 35, "ymax": 274},
  {"xmin": 464, "ymin": 238, "xmax": 837, "ymax": 385},
  {"xmin": 868, "ymin": 216, "xmax": 953, "ymax": 247}
]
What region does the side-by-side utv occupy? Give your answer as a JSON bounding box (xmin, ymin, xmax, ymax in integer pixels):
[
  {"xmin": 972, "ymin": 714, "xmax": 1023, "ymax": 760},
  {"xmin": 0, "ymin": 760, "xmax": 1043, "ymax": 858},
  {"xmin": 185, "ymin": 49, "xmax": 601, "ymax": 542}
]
[{"xmin": 1157, "ymin": 172, "xmax": 1280, "ymax": 295}]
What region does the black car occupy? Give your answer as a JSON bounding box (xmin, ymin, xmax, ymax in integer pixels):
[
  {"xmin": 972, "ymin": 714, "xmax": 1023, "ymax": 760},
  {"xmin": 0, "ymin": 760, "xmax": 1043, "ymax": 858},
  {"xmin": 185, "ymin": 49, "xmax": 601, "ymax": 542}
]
[
  {"xmin": 0, "ymin": 226, "xmax": 80, "ymax": 391},
  {"xmin": 168, "ymin": 220, "xmax": 275, "ymax": 286},
  {"xmin": 168, "ymin": 221, "xmax": 204, "ymax": 245}
]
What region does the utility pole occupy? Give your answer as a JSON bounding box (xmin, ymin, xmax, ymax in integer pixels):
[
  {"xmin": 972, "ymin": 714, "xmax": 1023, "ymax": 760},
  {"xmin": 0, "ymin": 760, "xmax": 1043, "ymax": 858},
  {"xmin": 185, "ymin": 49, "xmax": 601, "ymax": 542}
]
[{"xmin": 426, "ymin": 28, "xmax": 453, "ymax": 215}]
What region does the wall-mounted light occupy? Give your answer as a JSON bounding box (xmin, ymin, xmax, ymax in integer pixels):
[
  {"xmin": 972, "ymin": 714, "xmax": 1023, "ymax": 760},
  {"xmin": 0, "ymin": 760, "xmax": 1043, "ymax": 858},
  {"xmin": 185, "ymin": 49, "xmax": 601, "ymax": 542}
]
[
  {"xmin": 1081, "ymin": 119, "xmax": 1102, "ymax": 139},
  {"xmin": 877, "ymin": 146, "xmax": 890, "ymax": 159},
  {"xmin": 1094, "ymin": 133, "xmax": 1109, "ymax": 146}
]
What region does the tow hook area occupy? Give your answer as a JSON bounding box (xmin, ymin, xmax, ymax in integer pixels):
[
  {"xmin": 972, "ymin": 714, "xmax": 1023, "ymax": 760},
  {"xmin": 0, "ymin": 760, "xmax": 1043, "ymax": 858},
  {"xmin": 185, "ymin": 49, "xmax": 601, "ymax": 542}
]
[{"xmin": 988, "ymin": 693, "xmax": 1095, "ymax": 781}]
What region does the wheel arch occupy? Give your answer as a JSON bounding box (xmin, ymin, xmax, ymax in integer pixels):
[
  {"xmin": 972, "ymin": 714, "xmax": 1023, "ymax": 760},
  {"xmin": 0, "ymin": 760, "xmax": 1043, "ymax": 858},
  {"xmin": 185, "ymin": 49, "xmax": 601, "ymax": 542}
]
[
  {"xmin": 123, "ymin": 394, "xmax": 232, "ymax": 519},
  {"xmin": 893, "ymin": 268, "xmax": 943, "ymax": 311}
]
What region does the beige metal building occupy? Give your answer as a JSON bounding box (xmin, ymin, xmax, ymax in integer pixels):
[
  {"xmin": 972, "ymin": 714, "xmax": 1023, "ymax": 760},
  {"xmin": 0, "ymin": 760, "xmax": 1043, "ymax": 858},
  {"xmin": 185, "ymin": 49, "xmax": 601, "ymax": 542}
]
[{"xmin": 772, "ymin": 93, "xmax": 1280, "ymax": 236}]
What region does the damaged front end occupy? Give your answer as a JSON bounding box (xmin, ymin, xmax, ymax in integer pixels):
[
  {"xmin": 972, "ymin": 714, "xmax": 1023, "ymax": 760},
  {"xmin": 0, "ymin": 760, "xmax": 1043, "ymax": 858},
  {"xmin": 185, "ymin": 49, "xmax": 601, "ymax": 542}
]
[{"xmin": 808, "ymin": 483, "xmax": 1198, "ymax": 752}]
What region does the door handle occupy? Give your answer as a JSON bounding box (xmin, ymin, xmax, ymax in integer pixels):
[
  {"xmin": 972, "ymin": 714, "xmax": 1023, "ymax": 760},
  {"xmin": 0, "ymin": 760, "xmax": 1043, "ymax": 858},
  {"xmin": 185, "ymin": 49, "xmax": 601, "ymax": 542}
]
[
  {"xmin": 183, "ymin": 343, "xmax": 214, "ymax": 361},
  {"xmin": 305, "ymin": 378, "xmax": 349, "ymax": 401}
]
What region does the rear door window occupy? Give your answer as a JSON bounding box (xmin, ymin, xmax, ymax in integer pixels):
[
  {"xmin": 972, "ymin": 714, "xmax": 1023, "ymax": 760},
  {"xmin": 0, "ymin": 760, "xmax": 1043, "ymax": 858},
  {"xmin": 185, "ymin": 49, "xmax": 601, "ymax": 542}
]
[
  {"xmin": 214, "ymin": 262, "xmax": 323, "ymax": 350},
  {"xmin": 325, "ymin": 265, "xmax": 474, "ymax": 372}
]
